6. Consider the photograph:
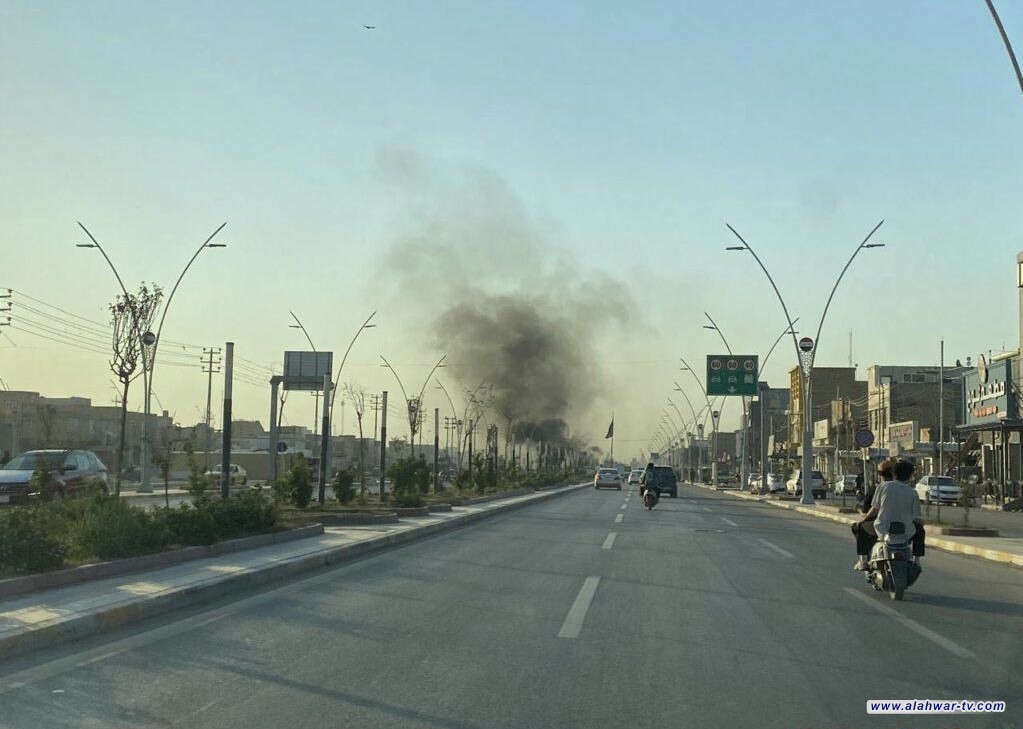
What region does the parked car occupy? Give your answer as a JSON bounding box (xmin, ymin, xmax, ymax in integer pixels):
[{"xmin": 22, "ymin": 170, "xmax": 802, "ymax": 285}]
[
  {"xmin": 834, "ymin": 474, "xmax": 859, "ymax": 495},
  {"xmin": 644, "ymin": 465, "xmax": 678, "ymax": 498},
  {"xmin": 914, "ymin": 475, "xmax": 962, "ymax": 505},
  {"xmin": 0, "ymin": 449, "xmax": 108, "ymax": 504},
  {"xmin": 747, "ymin": 473, "xmax": 762, "ymax": 492},
  {"xmin": 206, "ymin": 463, "xmax": 248, "ymax": 486},
  {"xmin": 594, "ymin": 467, "xmax": 622, "ymax": 490},
  {"xmin": 627, "ymin": 469, "xmax": 644, "ymax": 485},
  {"xmin": 764, "ymin": 473, "xmax": 786, "ymax": 493},
  {"xmin": 786, "ymin": 470, "xmax": 827, "ymax": 499}
]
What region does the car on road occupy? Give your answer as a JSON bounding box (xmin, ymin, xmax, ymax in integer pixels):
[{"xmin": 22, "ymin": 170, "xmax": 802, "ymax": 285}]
[
  {"xmin": 834, "ymin": 474, "xmax": 859, "ymax": 496},
  {"xmin": 0, "ymin": 449, "xmax": 108, "ymax": 504},
  {"xmin": 594, "ymin": 468, "xmax": 622, "ymax": 490},
  {"xmin": 786, "ymin": 470, "xmax": 827, "ymax": 499},
  {"xmin": 206, "ymin": 463, "xmax": 248, "ymax": 486},
  {"xmin": 914, "ymin": 475, "xmax": 962, "ymax": 505},
  {"xmin": 643, "ymin": 465, "xmax": 678, "ymax": 498},
  {"xmin": 627, "ymin": 469, "xmax": 643, "ymax": 485},
  {"xmin": 763, "ymin": 473, "xmax": 786, "ymax": 493}
]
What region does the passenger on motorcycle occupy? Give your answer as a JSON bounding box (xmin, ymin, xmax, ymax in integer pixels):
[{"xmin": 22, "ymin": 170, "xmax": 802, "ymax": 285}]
[
  {"xmin": 639, "ymin": 462, "xmax": 658, "ymax": 498},
  {"xmin": 853, "ymin": 459, "xmax": 923, "ymax": 571}
]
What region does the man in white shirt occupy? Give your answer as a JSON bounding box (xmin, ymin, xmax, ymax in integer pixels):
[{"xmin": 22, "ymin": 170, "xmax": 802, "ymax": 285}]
[{"xmin": 853, "ymin": 459, "xmax": 922, "ymax": 571}]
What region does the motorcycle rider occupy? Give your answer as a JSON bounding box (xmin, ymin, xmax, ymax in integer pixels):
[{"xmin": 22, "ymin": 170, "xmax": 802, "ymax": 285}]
[
  {"xmin": 639, "ymin": 462, "xmax": 659, "ymax": 500},
  {"xmin": 853, "ymin": 459, "xmax": 922, "ymax": 571}
]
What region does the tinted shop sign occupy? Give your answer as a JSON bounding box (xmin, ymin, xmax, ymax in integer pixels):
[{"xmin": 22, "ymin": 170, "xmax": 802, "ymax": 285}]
[{"xmin": 963, "ymin": 359, "xmax": 1014, "ymax": 426}]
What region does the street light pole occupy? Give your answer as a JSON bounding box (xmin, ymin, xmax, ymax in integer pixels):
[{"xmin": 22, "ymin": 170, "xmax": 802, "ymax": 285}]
[
  {"xmin": 78, "ymin": 221, "xmax": 227, "ymax": 494},
  {"xmin": 327, "ymin": 311, "xmax": 378, "ymax": 434},
  {"xmin": 726, "ymin": 221, "xmax": 884, "ymax": 505},
  {"xmin": 704, "ymin": 311, "xmax": 749, "ymax": 490},
  {"xmin": 289, "ymin": 311, "xmax": 320, "ymax": 436}
]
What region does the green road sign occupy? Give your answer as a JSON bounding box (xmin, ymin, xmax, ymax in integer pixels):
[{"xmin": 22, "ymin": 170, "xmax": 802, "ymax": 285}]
[{"xmin": 706, "ymin": 354, "xmax": 759, "ymax": 396}]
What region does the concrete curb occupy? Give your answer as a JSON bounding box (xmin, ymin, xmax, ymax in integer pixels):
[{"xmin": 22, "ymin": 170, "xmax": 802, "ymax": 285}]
[
  {"xmin": 0, "ymin": 525, "xmax": 325, "ymax": 601},
  {"xmin": 0, "ymin": 482, "xmax": 590, "ymax": 662},
  {"xmin": 687, "ymin": 482, "xmax": 1023, "ymax": 569}
]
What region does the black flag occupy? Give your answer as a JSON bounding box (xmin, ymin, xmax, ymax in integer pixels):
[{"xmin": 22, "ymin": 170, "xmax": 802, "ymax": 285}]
[{"xmin": 605, "ymin": 418, "xmax": 614, "ymax": 439}]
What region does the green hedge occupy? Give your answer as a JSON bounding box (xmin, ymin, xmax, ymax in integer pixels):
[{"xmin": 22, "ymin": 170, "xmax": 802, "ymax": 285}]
[{"xmin": 0, "ymin": 489, "xmax": 279, "ymax": 577}]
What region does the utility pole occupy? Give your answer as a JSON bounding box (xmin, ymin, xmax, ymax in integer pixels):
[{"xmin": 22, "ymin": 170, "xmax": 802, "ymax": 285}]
[
  {"xmin": 370, "ymin": 394, "xmax": 382, "ymax": 443},
  {"xmin": 434, "ymin": 407, "xmax": 440, "ymax": 492},
  {"xmin": 378, "ymin": 391, "xmax": 387, "ymax": 499},
  {"xmin": 318, "ymin": 371, "xmax": 330, "ymax": 505},
  {"xmin": 939, "ymin": 339, "xmax": 945, "ymax": 476},
  {"xmin": 201, "ymin": 347, "xmax": 222, "ymax": 470},
  {"xmin": 220, "ymin": 342, "xmax": 234, "ymax": 499}
]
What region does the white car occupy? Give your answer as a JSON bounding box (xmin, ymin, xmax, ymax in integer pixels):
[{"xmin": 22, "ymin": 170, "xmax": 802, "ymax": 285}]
[
  {"xmin": 206, "ymin": 463, "xmax": 248, "ymax": 486},
  {"xmin": 786, "ymin": 470, "xmax": 827, "ymax": 499},
  {"xmin": 594, "ymin": 468, "xmax": 623, "ymax": 491},
  {"xmin": 914, "ymin": 475, "xmax": 962, "ymax": 505},
  {"xmin": 834, "ymin": 474, "xmax": 860, "ymax": 495},
  {"xmin": 764, "ymin": 473, "xmax": 786, "ymax": 493},
  {"xmin": 627, "ymin": 469, "xmax": 643, "ymax": 485}
]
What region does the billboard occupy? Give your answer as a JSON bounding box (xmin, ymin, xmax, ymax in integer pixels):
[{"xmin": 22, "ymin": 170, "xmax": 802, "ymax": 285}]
[
  {"xmin": 283, "ymin": 351, "xmax": 334, "ymax": 391},
  {"xmin": 963, "ymin": 358, "xmax": 1014, "ymax": 426},
  {"xmin": 888, "ymin": 421, "xmax": 918, "ymax": 451}
]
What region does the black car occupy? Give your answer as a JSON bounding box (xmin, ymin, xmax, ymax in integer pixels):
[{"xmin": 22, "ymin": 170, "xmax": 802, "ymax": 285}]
[
  {"xmin": 643, "ymin": 466, "xmax": 678, "ymax": 498},
  {"xmin": 0, "ymin": 449, "xmax": 108, "ymax": 505}
]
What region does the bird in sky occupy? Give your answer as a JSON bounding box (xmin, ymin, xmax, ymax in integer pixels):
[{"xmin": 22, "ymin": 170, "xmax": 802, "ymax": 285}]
[{"xmin": 363, "ymin": 25, "xmax": 376, "ymax": 29}]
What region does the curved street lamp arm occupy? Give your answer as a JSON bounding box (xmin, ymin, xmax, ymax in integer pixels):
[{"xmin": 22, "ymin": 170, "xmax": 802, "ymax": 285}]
[
  {"xmin": 678, "ymin": 355, "xmax": 713, "ymax": 411},
  {"xmin": 328, "ymin": 310, "xmax": 377, "ymax": 417},
  {"xmin": 761, "ymin": 318, "xmax": 801, "ymax": 373},
  {"xmin": 810, "ymin": 220, "xmax": 884, "ymax": 368},
  {"xmin": 703, "ymin": 311, "xmax": 733, "ymax": 355},
  {"xmin": 671, "ymin": 385, "xmax": 701, "ymax": 425},
  {"xmin": 379, "ymin": 356, "xmax": 411, "ymax": 407},
  {"xmin": 289, "ymin": 311, "xmax": 317, "ymax": 352},
  {"xmin": 415, "ymin": 354, "xmax": 448, "ymax": 406},
  {"xmin": 434, "ymin": 379, "xmax": 458, "ymax": 422},
  {"xmin": 151, "ymin": 222, "xmax": 228, "ymax": 377},
  {"xmin": 77, "ymin": 223, "xmax": 135, "ymax": 310},
  {"xmin": 985, "ymin": 0, "xmax": 1023, "ymax": 99},
  {"xmin": 726, "ymin": 224, "xmax": 801, "ymax": 363}
]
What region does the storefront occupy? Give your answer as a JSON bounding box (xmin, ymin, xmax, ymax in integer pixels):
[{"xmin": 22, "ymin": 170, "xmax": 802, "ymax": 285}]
[{"xmin": 954, "ymin": 355, "xmax": 1023, "ymax": 503}]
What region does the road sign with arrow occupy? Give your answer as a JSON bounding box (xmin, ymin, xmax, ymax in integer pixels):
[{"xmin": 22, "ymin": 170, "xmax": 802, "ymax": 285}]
[{"xmin": 706, "ymin": 354, "xmax": 759, "ymax": 396}]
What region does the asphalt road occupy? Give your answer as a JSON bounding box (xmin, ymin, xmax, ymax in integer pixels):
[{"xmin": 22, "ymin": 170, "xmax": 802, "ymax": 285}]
[{"xmin": 1, "ymin": 484, "xmax": 1020, "ymax": 729}]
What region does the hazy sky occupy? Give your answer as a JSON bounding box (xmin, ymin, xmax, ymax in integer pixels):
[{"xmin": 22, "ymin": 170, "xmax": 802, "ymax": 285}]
[{"xmin": 2, "ymin": 1, "xmax": 1022, "ymax": 458}]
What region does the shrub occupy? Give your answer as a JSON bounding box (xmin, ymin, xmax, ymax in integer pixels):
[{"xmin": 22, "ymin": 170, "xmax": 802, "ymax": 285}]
[
  {"xmin": 289, "ymin": 456, "xmax": 314, "ymax": 508},
  {"xmin": 156, "ymin": 504, "xmax": 219, "ymax": 546},
  {"xmin": 0, "ymin": 508, "xmax": 67, "ymax": 575},
  {"xmin": 395, "ymin": 489, "xmax": 425, "ymax": 508},
  {"xmin": 387, "ymin": 457, "xmax": 431, "ymax": 500},
  {"xmin": 67, "ymin": 496, "xmax": 169, "ymax": 560},
  {"xmin": 183, "ymin": 441, "xmax": 211, "ymax": 500},
  {"xmin": 334, "ymin": 469, "xmax": 355, "ymax": 504},
  {"xmin": 200, "ymin": 489, "xmax": 277, "ymax": 539}
]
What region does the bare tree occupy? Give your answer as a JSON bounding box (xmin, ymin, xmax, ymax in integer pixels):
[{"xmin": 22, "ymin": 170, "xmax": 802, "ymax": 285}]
[
  {"xmin": 109, "ymin": 283, "xmax": 162, "ymax": 495},
  {"xmin": 344, "ymin": 382, "xmax": 368, "ymax": 494}
]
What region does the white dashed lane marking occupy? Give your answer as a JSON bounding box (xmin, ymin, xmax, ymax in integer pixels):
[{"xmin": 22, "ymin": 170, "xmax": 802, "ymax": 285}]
[{"xmin": 558, "ymin": 577, "xmax": 601, "ymax": 638}]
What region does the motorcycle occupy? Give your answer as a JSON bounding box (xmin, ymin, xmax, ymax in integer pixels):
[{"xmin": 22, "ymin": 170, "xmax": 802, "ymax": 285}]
[
  {"xmin": 642, "ymin": 486, "xmax": 660, "ymax": 510},
  {"xmin": 865, "ymin": 521, "xmax": 921, "ymax": 601}
]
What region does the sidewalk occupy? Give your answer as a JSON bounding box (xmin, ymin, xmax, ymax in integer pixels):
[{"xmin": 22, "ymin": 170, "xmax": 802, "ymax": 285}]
[
  {"xmin": 0, "ymin": 482, "xmax": 589, "ymax": 663},
  {"xmin": 688, "ymin": 483, "xmax": 1023, "ymax": 569}
]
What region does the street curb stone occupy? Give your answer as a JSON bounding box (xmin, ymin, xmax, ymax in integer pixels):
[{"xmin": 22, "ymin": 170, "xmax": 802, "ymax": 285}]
[
  {"xmin": 0, "ymin": 482, "xmax": 590, "ymax": 662},
  {"xmin": 0, "ymin": 525, "xmax": 325, "ymax": 601},
  {"xmin": 687, "ymin": 482, "xmax": 1023, "ymax": 568}
]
